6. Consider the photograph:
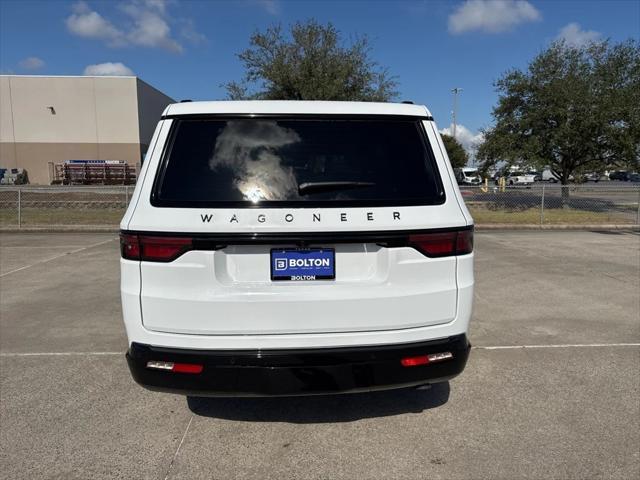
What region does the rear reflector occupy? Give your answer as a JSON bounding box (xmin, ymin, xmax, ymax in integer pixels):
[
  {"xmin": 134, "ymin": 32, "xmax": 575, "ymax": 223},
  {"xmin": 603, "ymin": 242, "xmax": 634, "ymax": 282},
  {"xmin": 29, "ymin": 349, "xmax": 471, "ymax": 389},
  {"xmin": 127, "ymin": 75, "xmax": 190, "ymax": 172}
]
[
  {"xmin": 408, "ymin": 229, "xmax": 473, "ymax": 257},
  {"xmin": 401, "ymin": 355, "xmax": 429, "ymax": 367},
  {"xmin": 120, "ymin": 234, "xmax": 193, "ymax": 262},
  {"xmin": 146, "ymin": 361, "xmax": 203, "ymax": 374},
  {"xmin": 401, "ymin": 351, "xmax": 453, "ymax": 367}
]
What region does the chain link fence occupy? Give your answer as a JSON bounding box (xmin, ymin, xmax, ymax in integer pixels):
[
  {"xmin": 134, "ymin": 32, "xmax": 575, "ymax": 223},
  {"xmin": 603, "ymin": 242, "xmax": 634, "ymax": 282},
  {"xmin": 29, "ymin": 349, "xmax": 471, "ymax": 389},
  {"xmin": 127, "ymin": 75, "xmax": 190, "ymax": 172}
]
[
  {"xmin": 460, "ymin": 183, "xmax": 640, "ymax": 226},
  {"xmin": 0, "ymin": 186, "xmax": 131, "ymax": 229},
  {"xmin": 0, "ymin": 184, "xmax": 639, "ymax": 229}
]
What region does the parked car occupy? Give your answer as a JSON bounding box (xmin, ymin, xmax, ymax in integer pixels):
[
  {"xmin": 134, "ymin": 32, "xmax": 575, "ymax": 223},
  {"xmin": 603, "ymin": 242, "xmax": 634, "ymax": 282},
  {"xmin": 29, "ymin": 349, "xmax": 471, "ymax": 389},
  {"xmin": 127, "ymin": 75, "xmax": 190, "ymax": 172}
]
[
  {"xmin": 528, "ymin": 171, "xmax": 542, "ymax": 182},
  {"xmin": 585, "ymin": 172, "xmax": 608, "ymax": 182},
  {"xmin": 504, "ymin": 171, "xmax": 536, "ymax": 186},
  {"xmin": 542, "ymin": 169, "xmax": 574, "ymax": 183},
  {"xmin": 609, "ymin": 170, "xmax": 630, "ymax": 181},
  {"xmin": 120, "ymin": 100, "xmax": 474, "ymax": 396},
  {"xmin": 629, "ymin": 173, "xmax": 640, "ymax": 182},
  {"xmin": 542, "ymin": 169, "xmax": 560, "ymax": 182},
  {"xmin": 454, "ymin": 167, "xmax": 482, "ymax": 185}
]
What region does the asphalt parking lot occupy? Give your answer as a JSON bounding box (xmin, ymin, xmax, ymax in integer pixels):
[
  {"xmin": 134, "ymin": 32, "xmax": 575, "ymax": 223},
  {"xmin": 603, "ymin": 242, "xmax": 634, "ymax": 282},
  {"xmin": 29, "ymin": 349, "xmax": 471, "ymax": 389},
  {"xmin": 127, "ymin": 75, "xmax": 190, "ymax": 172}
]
[{"xmin": 1, "ymin": 231, "xmax": 638, "ymax": 479}]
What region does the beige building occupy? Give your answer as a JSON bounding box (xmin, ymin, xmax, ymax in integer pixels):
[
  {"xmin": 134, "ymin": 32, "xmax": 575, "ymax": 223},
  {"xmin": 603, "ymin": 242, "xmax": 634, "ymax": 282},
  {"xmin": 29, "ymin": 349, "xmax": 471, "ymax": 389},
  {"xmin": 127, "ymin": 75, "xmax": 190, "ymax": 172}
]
[{"xmin": 0, "ymin": 75, "xmax": 174, "ymax": 184}]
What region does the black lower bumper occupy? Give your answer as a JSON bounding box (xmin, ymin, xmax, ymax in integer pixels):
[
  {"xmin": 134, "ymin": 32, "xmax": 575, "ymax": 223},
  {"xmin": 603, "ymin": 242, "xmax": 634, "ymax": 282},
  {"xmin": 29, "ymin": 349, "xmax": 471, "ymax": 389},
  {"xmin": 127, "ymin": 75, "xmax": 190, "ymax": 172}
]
[{"xmin": 126, "ymin": 334, "xmax": 470, "ymax": 397}]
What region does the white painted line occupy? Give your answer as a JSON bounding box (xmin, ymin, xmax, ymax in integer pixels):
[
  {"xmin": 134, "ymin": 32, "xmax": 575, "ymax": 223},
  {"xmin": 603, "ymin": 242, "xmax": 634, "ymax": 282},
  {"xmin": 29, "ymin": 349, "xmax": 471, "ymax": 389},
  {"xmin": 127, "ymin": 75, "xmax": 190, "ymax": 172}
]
[
  {"xmin": 0, "ymin": 238, "xmax": 116, "ymax": 277},
  {"xmin": 0, "ymin": 352, "xmax": 121, "ymax": 357},
  {"xmin": 474, "ymin": 343, "xmax": 640, "ymax": 350},
  {"xmin": 0, "ymin": 246, "xmax": 85, "ymax": 249},
  {"xmin": 164, "ymin": 416, "xmax": 193, "ymax": 480}
]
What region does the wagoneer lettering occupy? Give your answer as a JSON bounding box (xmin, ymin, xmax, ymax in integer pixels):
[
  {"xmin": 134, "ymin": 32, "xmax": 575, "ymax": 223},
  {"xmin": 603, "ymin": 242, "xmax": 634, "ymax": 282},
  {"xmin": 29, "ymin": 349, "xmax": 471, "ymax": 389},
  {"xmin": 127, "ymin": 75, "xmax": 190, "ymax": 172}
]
[
  {"xmin": 120, "ymin": 100, "xmax": 474, "ymax": 396},
  {"xmin": 199, "ymin": 210, "xmax": 405, "ymax": 225}
]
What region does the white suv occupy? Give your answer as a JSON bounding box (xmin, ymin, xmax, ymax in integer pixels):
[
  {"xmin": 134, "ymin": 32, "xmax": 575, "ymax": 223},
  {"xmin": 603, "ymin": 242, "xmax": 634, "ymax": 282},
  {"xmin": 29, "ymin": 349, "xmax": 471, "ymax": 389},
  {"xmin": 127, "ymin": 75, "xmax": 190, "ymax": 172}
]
[{"xmin": 120, "ymin": 101, "xmax": 474, "ymax": 396}]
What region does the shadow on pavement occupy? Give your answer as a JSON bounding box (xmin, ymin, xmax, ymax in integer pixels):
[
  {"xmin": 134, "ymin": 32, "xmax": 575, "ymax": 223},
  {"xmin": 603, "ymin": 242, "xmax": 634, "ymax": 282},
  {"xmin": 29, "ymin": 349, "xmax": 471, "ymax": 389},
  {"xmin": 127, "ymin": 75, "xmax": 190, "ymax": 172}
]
[{"xmin": 186, "ymin": 382, "xmax": 450, "ymax": 423}]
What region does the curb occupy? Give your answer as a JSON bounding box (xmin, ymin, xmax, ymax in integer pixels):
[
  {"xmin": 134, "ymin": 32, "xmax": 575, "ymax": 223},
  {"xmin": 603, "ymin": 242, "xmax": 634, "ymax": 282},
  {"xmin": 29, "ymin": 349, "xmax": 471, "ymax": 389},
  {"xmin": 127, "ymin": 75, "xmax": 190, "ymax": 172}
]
[
  {"xmin": 474, "ymin": 224, "xmax": 640, "ymax": 231},
  {"xmin": 0, "ymin": 226, "xmax": 119, "ymax": 233},
  {"xmin": 1, "ymin": 224, "xmax": 639, "ymax": 233}
]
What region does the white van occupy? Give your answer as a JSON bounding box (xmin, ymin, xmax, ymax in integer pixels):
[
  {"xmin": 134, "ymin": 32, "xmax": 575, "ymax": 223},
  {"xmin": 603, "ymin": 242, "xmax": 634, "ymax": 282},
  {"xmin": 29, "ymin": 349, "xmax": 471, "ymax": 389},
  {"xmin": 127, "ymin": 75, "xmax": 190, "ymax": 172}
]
[
  {"xmin": 120, "ymin": 101, "xmax": 474, "ymax": 396},
  {"xmin": 454, "ymin": 167, "xmax": 482, "ymax": 185}
]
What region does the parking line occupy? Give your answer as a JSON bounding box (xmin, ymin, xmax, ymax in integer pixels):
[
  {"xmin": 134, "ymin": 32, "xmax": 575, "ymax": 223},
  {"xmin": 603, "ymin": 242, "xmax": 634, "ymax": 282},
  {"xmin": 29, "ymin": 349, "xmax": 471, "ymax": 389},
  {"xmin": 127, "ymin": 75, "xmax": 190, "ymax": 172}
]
[
  {"xmin": 0, "ymin": 352, "xmax": 121, "ymax": 357},
  {"xmin": 0, "ymin": 238, "xmax": 116, "ymax": 277},
  {"xmin": 474, "ymin": 343, "xmax": 640, "ymax": 350},
  {"xmin": 164, "ymin": 416, "xmax": 193, "ymax": 480}
]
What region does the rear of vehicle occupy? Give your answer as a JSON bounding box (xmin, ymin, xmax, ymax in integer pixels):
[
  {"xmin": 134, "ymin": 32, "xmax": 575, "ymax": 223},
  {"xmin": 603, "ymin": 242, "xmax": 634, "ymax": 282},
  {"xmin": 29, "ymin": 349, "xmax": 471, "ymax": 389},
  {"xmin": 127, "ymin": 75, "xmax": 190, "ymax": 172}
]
[
  {"xmin": 507, "ymin": 172, "xmax": 535, "ymax": 186},
  {"xmin": 120, "ymin": 101, "xmax": 474, "ymax": 396},
  {"xmin": 609, "ymin": 171, "xmax": 630, "ymax": 181}
]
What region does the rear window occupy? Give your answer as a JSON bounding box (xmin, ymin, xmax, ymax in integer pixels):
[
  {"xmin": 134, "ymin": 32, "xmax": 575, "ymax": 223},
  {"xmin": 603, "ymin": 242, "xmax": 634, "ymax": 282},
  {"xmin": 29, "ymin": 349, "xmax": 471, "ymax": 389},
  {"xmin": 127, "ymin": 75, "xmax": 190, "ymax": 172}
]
[{"xmin": 152, "ymin": 117, "xmax": 445, "ymax": 207}]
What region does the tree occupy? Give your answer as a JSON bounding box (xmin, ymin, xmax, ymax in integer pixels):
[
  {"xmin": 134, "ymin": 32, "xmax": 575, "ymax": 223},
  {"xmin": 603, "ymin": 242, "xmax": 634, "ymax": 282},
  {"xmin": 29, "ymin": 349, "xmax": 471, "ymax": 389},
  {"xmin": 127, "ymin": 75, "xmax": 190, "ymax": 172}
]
[
  {"xmin": 441, "ymin": 134, "xmax": 469, "ymax": 168},
  {"xmin": 477, "ymin": 40, "xmax": 639, "ymax": 201},
  {"xmin": 224, "ymin": 20, "xmax": 398, "ymax": 101}
]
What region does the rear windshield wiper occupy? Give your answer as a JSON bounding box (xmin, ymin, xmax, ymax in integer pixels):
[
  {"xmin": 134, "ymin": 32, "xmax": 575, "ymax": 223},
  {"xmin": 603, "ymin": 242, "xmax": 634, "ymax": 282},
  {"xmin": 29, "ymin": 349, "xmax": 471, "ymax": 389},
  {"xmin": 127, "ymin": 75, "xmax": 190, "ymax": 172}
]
[{"xmin": 298, "ymin": 181, "xmax": 376, "ymax": 196}]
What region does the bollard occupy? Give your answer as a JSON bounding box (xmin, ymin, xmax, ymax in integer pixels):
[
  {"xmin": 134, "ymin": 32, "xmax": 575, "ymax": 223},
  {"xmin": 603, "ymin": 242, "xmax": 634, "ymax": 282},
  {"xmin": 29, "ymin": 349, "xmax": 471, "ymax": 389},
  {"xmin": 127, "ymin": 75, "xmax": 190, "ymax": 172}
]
[
  {"xmin": 540, "ymin": 183, "xmax": 545, "ymax": 226},
  {"xmin": 17, "ymin": 188, "xmax": 21, "ymax": 228},
  {"xmin": 637, "ymin": 186, "xmax": 640, "ymax": 226}
]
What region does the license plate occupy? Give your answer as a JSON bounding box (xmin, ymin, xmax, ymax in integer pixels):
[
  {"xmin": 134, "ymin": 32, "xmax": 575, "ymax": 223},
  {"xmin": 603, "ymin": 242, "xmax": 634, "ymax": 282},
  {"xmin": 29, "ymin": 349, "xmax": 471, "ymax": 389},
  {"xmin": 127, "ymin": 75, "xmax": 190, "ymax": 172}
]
[{"xmin": 270, "ymin": 248, "xmax": 335, "ymax": 281}]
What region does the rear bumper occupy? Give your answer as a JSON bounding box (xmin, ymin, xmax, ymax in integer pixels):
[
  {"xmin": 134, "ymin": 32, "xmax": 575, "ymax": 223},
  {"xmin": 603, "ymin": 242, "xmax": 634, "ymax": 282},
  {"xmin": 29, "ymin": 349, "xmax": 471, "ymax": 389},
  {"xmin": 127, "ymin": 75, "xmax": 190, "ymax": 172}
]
[{"xmin": 126, "ymin": 334, "xmax": 470, "ymax": 397}]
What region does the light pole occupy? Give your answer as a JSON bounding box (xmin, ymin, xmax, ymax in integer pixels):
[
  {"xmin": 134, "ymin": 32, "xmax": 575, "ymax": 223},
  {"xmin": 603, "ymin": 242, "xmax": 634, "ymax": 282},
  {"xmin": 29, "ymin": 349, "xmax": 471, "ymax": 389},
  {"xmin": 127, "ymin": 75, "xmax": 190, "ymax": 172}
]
[{"xmin": 451, "ymin": 87, "xmax": 463, "ymax": 139}]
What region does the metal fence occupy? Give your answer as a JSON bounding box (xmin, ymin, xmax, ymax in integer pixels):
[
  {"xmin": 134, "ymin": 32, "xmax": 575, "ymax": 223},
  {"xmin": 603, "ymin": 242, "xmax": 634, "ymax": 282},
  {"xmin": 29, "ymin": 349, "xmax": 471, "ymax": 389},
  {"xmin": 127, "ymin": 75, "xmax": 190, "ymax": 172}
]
[
  {"xmin": 0, "ymin": 186, "xmax": 131, "ymax": 229},
  {"xmin": 0, "ymin": 184, "xmax": 639, "ymax": 229},
  {"xmin": 460, "ymin": 183, "xmax": 640, "ymax": 226}
]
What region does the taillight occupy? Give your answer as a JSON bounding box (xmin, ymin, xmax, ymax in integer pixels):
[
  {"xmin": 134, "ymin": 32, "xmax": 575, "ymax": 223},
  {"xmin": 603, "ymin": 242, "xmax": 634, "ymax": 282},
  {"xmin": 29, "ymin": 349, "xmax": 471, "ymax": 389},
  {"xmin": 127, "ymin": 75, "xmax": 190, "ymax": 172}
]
[
  {"xmin": 139, "ymin": 236, "xmax": 192, "ymax": 262},
  {"xmin": 120, "ymin": 233, "xmax": 193, "ymax": 262},
  {"xmin": 120, "ymin": 234, "xmax": 140, "ymax": 260},
  {"xmin": 408, "ymin": 228, "xmax": 473, "ymax": 257}
]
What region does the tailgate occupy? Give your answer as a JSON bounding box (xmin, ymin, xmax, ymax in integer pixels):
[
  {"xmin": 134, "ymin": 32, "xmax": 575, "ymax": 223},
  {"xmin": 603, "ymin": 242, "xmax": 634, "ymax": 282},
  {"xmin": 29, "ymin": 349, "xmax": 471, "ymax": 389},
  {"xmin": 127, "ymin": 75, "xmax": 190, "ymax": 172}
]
[{"xmin": 140, "ymin": 241, "xmax": 458, "ymax": 335}]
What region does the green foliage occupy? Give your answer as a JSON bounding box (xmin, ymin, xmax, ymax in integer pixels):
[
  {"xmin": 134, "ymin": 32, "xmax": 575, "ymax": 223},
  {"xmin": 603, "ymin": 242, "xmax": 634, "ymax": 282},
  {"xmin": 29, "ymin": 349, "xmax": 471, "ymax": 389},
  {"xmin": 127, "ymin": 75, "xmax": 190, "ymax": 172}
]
[
  {"xmin": 441, "ymin": 134, "xmax": 469, "ymax": 168},
  {"xmin": 477, "ymin": 40, "xmax": 640, "ymax": 185},
  {"xmin": 225, "ymin": 20, "xmax": 398, "ymax": 101}
]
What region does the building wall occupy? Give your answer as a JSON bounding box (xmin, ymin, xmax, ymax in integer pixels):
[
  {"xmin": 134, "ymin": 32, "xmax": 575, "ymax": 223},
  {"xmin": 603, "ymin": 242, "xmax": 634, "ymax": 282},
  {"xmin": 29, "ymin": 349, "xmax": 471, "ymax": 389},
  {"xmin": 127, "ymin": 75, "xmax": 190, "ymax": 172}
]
[
  {"xmin": 0, "ymin": 75, "xmax": 173, "ymax": 184},
  {"xmin": 0, "ymin": 76, "xmax": 17, "ymax": 169},
  {"xmin": 136, "ymin": 78, "xmax": 174, "ymax": 154}
]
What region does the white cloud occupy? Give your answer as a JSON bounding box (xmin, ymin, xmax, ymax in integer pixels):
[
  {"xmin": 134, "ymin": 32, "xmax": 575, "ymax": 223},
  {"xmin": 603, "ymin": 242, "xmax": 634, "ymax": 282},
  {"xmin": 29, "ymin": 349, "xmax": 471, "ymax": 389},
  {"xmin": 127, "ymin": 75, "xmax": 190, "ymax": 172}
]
[
  {"xmin": 66, "ymin": 1, "xmax": 205, "ymax": 53},
  {"xmin": 83, "ymin": 62, "xmax": 135, "ymax": 76},
  {"xmin": 18, "ymin": 57, "xmax": 45, "ymax": 70},
  {"xmin": 255, "ymin": 0, "xmax": 280, "ymax": 15},
  {"xmin": 66, "ymin": 1, "xmax": 126, "ymax": 47},
  {"xmin": 440, "ymin": 124, "xmax": 484, "ymax": 157},
  {"xmin": 556, "ymin": 23, "xmax": 601, "ymax": 47},
  {"xmin": 448, "ymin": 0, "xmax": 541, "ymax": 34},
  {"xmin": 120, "ymin": 0, "xmax": 182, "ymax": 53},
  {"xmin": 180, "ymin": 19, "xmax": 207, "ymax": 45}
]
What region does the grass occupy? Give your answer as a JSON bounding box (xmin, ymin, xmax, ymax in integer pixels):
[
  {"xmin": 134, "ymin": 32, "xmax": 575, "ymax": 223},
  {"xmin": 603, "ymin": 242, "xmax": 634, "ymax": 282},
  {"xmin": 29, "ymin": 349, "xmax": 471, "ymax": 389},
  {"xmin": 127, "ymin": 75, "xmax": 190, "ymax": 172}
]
[
  {"xmin": 0, "ymin": 208, "xmax": 125, "ymax": 227},
  {"xmin": 468, "ymin": 205, "xmax": 637, "ymax": 225}
]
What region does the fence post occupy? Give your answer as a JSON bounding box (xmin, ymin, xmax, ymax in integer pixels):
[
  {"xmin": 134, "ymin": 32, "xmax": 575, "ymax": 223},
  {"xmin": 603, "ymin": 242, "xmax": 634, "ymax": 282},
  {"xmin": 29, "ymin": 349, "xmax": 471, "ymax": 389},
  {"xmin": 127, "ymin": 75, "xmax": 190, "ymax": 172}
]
[
  {"xmin": 17, "ymin": 188, "xmax": 21, "ymax": 228},
  {"xmin": 124, "ymin": 185, "xmax": 128, "ymax": 207},
  {"xmin": 636, "ymin": 186, "xmax": 640, "ymax": 226},
  {"xmin": 540, "ymin": 183, "xmax": 545, "ymax": 226}
]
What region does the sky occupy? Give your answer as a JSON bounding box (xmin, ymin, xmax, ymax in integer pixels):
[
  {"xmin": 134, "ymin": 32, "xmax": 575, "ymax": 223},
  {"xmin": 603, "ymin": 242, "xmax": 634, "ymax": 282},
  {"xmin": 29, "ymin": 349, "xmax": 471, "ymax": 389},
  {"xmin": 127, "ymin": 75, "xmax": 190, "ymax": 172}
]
[{"xmin": 1, "ymin": 0, "xmax": 639, "ymax": 154}]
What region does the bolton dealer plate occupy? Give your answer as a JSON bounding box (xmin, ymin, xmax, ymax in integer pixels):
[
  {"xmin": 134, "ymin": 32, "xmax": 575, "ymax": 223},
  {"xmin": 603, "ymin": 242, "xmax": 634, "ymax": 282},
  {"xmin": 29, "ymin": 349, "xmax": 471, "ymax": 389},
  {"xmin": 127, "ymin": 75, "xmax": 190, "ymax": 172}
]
[{"xmin": 270, "ymin": 248, "xmax": 335, "ymax": 281}]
